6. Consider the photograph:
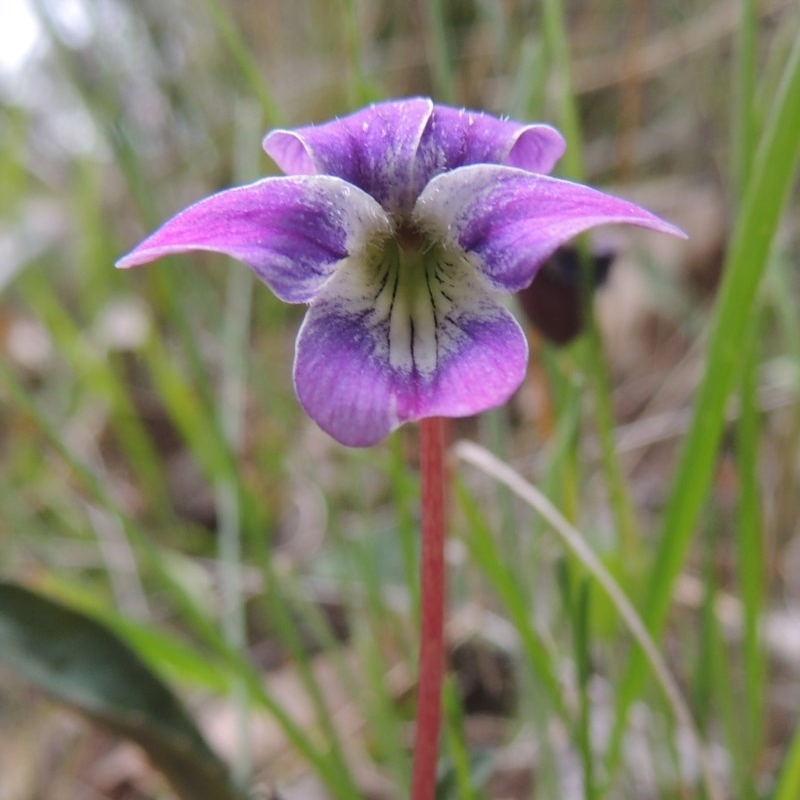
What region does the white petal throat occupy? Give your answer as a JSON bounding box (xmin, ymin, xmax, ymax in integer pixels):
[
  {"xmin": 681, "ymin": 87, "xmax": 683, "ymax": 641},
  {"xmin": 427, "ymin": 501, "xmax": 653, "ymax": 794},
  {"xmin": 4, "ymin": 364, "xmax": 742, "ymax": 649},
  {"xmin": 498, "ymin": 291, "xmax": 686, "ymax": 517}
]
[{"xmin": 321, "ymin": 235, "xmax": 494, "ymax": 380}]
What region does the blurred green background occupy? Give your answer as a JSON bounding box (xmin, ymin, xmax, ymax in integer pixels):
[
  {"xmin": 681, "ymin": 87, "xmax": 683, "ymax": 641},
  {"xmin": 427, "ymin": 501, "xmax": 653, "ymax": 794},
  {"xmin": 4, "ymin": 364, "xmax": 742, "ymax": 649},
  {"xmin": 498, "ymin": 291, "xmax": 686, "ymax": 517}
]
[{"xmin": 1, "ymin": 1, "xmax": 800, "ymax": 799}]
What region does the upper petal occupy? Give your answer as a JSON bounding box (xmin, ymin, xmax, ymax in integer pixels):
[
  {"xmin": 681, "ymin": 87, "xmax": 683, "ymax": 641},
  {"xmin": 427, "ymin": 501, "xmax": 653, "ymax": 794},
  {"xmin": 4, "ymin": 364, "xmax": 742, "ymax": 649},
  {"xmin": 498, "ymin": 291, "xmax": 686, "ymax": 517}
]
[
  {"xmin": 415, "ymin": 165, "xmax": 687, "ymax": 292},
  {"xmin": 265, "ymin": 98, "xmax": 435, "ymax": 215},
  {"xmin": 293, "ymin": 243, "xmax": 528, "ymax": 447},
  {"xmin": 418, "ymin": 104, "xmax": 565, "ymax": 175},
  {"xmin": 264, "ymin": 98, "xmax": 566, "ymax": 214},
  {"xmin": 116, "ymin": 176, "xmax": 390, "ymax": 303}
]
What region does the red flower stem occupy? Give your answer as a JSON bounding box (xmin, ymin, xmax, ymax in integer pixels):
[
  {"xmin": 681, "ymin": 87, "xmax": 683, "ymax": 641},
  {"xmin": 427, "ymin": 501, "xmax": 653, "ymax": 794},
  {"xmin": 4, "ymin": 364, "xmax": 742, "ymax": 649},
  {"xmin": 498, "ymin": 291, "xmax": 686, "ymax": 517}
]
[{"xmin": 411, "ymin": 416, "xmax": 447, "ymax": 800}]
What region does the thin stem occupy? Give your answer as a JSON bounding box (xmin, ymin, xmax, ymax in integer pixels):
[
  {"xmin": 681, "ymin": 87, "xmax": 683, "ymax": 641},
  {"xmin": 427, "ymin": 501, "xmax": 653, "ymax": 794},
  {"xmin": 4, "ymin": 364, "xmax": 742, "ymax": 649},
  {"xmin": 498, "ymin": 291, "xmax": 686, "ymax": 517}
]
[{"xmin": 411, "ymin": 416, "xmax": 447, "ymax": 800}]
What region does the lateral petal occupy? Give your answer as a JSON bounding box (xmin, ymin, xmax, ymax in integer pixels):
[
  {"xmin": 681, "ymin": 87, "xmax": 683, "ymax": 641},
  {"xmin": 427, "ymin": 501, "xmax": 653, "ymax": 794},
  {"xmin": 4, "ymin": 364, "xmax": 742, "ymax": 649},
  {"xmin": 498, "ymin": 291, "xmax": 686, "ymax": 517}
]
[
  {"xmin": 116, "ymin": 176, "xmax": 390, "ymax": 303},
  {"xmin": 416, "ymin": 165, "xmax": 686, "ymax": 292}
]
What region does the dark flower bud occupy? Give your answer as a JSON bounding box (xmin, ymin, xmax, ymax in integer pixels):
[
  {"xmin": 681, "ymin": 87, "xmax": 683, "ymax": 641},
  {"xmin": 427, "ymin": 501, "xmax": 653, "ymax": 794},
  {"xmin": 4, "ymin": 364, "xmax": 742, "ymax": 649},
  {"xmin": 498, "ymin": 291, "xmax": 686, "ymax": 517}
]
[{"xmin": 516, "ymin": 244, "xmax": 616, "ymax": 345}]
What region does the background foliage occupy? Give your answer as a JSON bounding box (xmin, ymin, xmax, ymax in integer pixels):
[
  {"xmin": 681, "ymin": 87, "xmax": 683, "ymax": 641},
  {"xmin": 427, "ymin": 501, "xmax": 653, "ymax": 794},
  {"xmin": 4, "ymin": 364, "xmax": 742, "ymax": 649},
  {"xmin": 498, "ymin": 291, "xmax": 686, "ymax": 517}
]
[{"xmin": 1, "ymin": 0, "xmax": 800, "ymax": 798}]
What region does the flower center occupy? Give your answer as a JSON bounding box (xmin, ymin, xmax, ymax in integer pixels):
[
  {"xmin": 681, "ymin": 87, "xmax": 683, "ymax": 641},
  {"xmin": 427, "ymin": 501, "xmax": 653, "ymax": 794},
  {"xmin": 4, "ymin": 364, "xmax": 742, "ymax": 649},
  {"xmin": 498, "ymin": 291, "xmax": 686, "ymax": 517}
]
[
  {"xmin": 396, "ymin": 221, "xmax": 426, "ymax": 253},
  {"xmin": 363, "ymin": 223, "xmax": 469, "ymax": 378}
]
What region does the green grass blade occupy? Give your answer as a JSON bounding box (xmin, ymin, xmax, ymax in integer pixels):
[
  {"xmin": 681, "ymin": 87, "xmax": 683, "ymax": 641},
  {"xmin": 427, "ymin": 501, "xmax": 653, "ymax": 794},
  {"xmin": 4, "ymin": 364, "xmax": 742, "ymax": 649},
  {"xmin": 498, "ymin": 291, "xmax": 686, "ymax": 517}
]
[
  {"xmin": 455, "ymin": 480, "xmax": 567, "ymax": 720},
  {"xmin": 250, "ymin": 542, "xmax": 363, "ymax": 800},
  {"xmin": 735, "ymin": 315, "xmax": 767, "ymax": 770},
  {"xmin": 455, "ymin": 440, "xmax": 723, "ymax": 800},
  {"xmin": 773, "ymin": 722, "xmax": 800, "ymax": 800},
  {"xmin": 609, "ymin": 29, "xmax": 800, "ymax": 773},
  {"xmin": 443, "ymin": 678, "xmax": 481, "ymax": 800},
  {"xmin": 199, "ymin": 0, "xmax": 282, "ymax": 125},
  {"xmin": 216, "ymin": 100, "xmax": 262, "ymax": 783},
  {"xmin": 573, "ymin": 580, "xmax": 597, "ymax": 800},
  {"xmin": 420, "ymin": 0, "xmax": 457, "ymax": 104},
  {"xmin": 15, "ymin": 266, "xmax": 173, "ymax": 517},
  {"xmin": 733, "ymin": 0, "xmax": 760, "ymax": 197},
  {"xmin": 539, "ymin": 0, "xmax": 645, "ymax": 568},
  {"xmin": 539, "ymin": 0, "xmax": 584, "ymax": 179},
  {"xmin": 648, "ymin": 21, "xmax": 800, "ymax": 633}
]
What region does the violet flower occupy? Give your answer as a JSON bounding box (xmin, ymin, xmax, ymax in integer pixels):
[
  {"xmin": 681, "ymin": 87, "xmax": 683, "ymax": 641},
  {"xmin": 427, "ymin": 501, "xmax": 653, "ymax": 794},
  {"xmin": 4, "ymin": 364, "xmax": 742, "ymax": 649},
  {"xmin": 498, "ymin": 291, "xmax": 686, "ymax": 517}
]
[{"xmin": 117, "ymin": 98, "xmax": 683, "ymax": 447}]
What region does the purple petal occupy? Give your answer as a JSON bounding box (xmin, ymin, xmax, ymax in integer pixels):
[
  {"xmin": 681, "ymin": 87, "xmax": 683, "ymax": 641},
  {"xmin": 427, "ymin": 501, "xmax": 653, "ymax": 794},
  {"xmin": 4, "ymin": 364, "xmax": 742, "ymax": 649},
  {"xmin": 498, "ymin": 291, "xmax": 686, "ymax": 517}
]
[
  {"xmin": 293, "ymin": 251, "xmax": 528, "ymax": 447},
  {"xmin": 416, "ymin": 165, "xmax": 687, "ymax": 292},
  {"xmin": 420, "ymin": 105, "xmax": 565, "ymax": 174},
  {"xmin": 116, "ymin": 176, "xmax": 390, "ymax": 303},
  {"xmin": 264, "ymin": 98, "xmax": 565, "ymax": 214},
  {"xmin": 265, "ymin": 98, "xmax": 434, "ymax": 215}
]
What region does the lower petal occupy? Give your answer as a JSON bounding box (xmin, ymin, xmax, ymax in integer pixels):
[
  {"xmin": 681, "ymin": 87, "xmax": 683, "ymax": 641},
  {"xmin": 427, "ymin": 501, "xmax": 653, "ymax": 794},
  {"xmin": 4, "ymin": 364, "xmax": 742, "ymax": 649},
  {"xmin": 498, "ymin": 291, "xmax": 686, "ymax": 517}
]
[{"xmin": 293, "ymin": 258, "xmax": 528, "ymax": 446}]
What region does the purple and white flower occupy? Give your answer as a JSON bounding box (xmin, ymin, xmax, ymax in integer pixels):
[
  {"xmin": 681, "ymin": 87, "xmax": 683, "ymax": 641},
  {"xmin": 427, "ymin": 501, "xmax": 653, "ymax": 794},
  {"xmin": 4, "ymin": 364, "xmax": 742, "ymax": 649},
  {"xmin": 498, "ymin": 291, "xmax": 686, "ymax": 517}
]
[{"xmin": 118, "ymin": 98, "xmax": 684, "ymax": 447}]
